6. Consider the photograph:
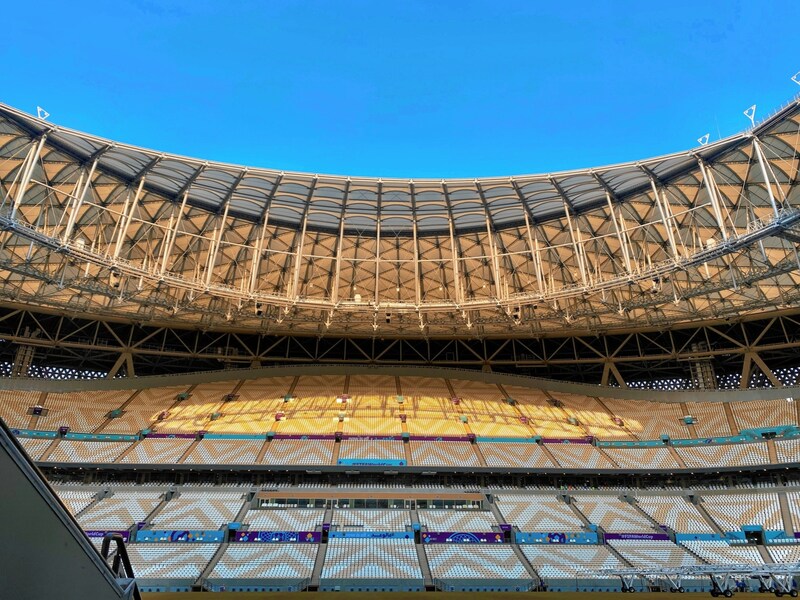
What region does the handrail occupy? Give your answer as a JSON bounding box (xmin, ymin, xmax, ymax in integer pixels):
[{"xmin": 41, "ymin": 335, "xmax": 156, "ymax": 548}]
[{"xmin": 100, "ymin": 533, "xmax": 141, "ymax": 600}]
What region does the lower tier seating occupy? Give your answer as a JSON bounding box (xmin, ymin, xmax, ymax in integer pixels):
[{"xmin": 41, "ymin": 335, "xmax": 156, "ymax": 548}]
[
  {"xmin": 127, "ymin": 544, "xmax": 218, "ymax": 579},
  {"xmin": 522, "ymin": 545, "xmax": 624, "ymax": 578},
  {"xmin": 209, "ymin": 544, "xmax": 317, "ymax": 579},
  {"xmin": 425, "ymin": 545, "xmax": 529, "ymax": 579},
  {"xmin": 322, "ymin": 538, "xmax": 422, "ymax": 579}
]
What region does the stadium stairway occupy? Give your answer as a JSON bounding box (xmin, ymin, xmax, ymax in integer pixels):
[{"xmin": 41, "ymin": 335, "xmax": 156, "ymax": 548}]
[
  {"xmin": 778, "ymin": 492, "xmax": 795, "ymax": 534},
  {"xmin": 679, "ymin": 402, "xmax": 699, "ymax": 438},
  {"xmin": 722, "ymin": 404, "xmax": 739, "ymax": 435},
  {"xmin": 0, "ymin": 417, "xmax": 140, "ymax": 600},
  {"xmin": 668, "ymin": 445, "xmax": 688, "ymax": 468},
  {"xmin": 757, "ymin": 545, "xmax": 774, "ymax": 564},
  {"xmin": 486, "ymin": 496, "xmax": 541, "ymax": 586},
  {"xmin": 196, "ymin": 492, "xmax": 254, "ymax": 590},
  {"xmin": 691, "ymin": 496, "xmax": 726, "ymax": 535}
]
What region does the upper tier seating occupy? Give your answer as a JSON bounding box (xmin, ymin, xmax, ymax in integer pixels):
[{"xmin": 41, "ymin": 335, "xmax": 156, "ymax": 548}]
[
  {"xmin": 418, "ymin": 509, "xmax": 496, "ymax": 531},
  {"xmin": 635, "ymin": 495, "xmax": 715, "ymax": 533},
  {"xmin": 210, "ymin": 545, "xmax": 318, "ymax": 580},
  {"xmin": 278, "ymin": 375, "xmax": 345, "ymax": 434},
  {"xmin": 450, "ymin": 380, "xmax": 532, "ymax": 438},
  {"xmin": 554, "ymin": 394, "xmax": 633, "ymax": 441},
  {"xmin": 494, "ymin": 494, "xmax": 585, "ymax": 531},
  {"xmin": 204, "ymin": 376, "xmax": 292, "ymax": 433},
  {"xmin": 100, "ymin": 385, "xmax": 187, "ymax": 434},
  {"xmin": 684, "ymin": 402, "xmax": 733, "ymax": 437},
  {"xmin": 502, "ymin": 385, "xmax": 582, "ymax": 438},
  {"xmin": 322, "ymin": 538, "xmax": 422, "ymax": 579},
  {"xmin": 425, "ymin": 545, "xmax": 530, "ymax": 579},
  {"xmin": 152, "ymin": 382, "xmax": 240, "ymax": 434},
  {"xmin": 699, "ymin": 493, "xmax": 784, "ymax": 531},
  {"xmin": 150, "ymin": 491, "xmax": 245, "ymax": 530},
  {"xmin": 522, "ymin": 545, "xmax": 623, "ymax": 579},
  {"xmin": 601, "ymin": 397, "xmax": 688, "ymax": 440},
  {"xmin": 0, "ymin": 389, "xmax": 41, "ymax": 428},
  {"xmin": 571, "ymin": 495, "xmax": 656, "ymax": 532},
  {"xmin": 34, "ymin": 390, "xmax": 126, "ymax": 434},
  {"xmin": 730, "ymin": 399, "xmax": 797, "ymax": 432}
]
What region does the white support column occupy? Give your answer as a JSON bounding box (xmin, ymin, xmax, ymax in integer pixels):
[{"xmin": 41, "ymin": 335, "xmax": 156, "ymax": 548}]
[
  {"xmin": 448, "ymin": 217, "xmax": 462, "ymax": 304},
  {"xmin": 697, "ymin": 159, "xmax": 730, "ymax": 241},
  {"xmin": 159, "ymin": 190, "xmax": 189, "ymax": 275},
  {"xmin": 410, "ymin": 184, "xmax": 422, "ymax": 307},
  {"xmin": 522, "ymin": 209, "xmax": 544, "ymax": 295},
  {"xmin": 483, "ymin": 213, "xmax": 503, "ymax": 300},
  {"xmin": 329, "ymin": 217, "xmax": 345, "ymax": 305},
  {"xmin": 374, "ymin": 183, "xmax": 382, "ymax": 305},
  {"xmin": 10, "ymin": 134, "xmax": 47, "ymax": 221},
  {"xmin": 290, "ymin": 214, "xmax": 308, "ymax": 300},
  {"xmin": 650, "ymin": 178, "xmax": 680, "ymax": 261},
  {"xmin": 752, "ymin": 137, "xmax": 782, "ymax": 219},
  {"xmin": 113, "ymin": 178, "xmax": 146, "ymax": 260},
  {"xmin": 205, "ymin": 200, "xmax": 231, "ymax": 287},
  {"xmin": 562, "ymin": 199, "xmax": 588, "ymax": 285},
  {"xmin": 605, "ymin": 191, "xmax": 633, "ymax": 275},
  {"xmin": 62, "ymin": 157, "xmax": 99, "ymax": 243},
  {"xmin": 412, "ymin": 218, "xmax": 421, "ymax": 306}
]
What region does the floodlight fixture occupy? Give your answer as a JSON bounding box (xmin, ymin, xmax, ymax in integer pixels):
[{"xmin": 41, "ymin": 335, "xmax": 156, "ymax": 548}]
[{"xmin": 743, "ymin": 105, "xmax": 756, "ymax": 127}]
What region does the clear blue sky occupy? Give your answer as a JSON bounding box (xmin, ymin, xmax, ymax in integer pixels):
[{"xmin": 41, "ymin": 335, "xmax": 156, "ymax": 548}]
[{"xmin": 3, "ymin": 0, "xmax": 799, "ymax": 178}]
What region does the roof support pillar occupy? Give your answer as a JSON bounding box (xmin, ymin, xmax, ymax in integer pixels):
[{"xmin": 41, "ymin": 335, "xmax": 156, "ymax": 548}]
[
  {"xmin": 159, "ymin": 190, "xmax": 189, "ymax": 275},
  {"xmin": 10, "ymin": 134, "xmax": 47, "ymax": 221},
  {"xmin": 442, "ymin": 183, "xmax": 462, "ymax": 306},
  {"xmin": 410, "ymin": 183, "xmax": 422, "ymax": 307},
  {"xmin": 605, "ymin": 191, "xmax": 633, "ymax": 276},
  {"xmin": 374, "ymin": 182, "xmax": 382, "ymax": 305},
  {"xmin": 697, "ymin": 159, "xmax": 730, "ymax": 241},
  {"xmin": 522, "ymin": 209, "xmax": 545, "ymax": 295},
  {"xmin": 62, "ymin": 157, "xmax": 98, "ymax": 243},
  {"xmin": 205, "ymin": 199, "xmax": 231, "ymax": 287},
  {"xmin": 248, "ymin": 175, "xmax": 282, "ymax": 295},
  {"xmin": 752, "ymin": 137, "xmax": 783, "ymax": 219},
  {"xmin": 649, "ymin": 178, "xmax": 681, "ymax": 261},
  {"xmin": 112, "ymin": 178, "xmax": 145, "ymax": 260},
  {"xmin": 562, "ymin": 199, "xmax": 588, "ymax": 286},
  {"xmin": 475, "ymin": 183, "xmax": 503, "ymax": 300}
]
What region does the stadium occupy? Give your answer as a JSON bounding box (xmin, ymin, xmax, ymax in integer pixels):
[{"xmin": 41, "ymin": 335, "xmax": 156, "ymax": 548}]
[{"xmin": 1, "ymin": 89, "xmax": 800, "ymax": 600}]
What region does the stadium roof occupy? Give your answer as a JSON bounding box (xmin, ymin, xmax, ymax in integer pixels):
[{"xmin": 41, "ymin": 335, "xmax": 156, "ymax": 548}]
[{"xmin": 0, "ymin": 99, "xmax": 799, "ymax": 338}]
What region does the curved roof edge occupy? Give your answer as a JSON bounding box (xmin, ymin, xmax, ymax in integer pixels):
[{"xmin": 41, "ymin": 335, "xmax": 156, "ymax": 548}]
[{"xmin": 2, "ymin": 100, "xmax": 784, "ymax": 183}]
